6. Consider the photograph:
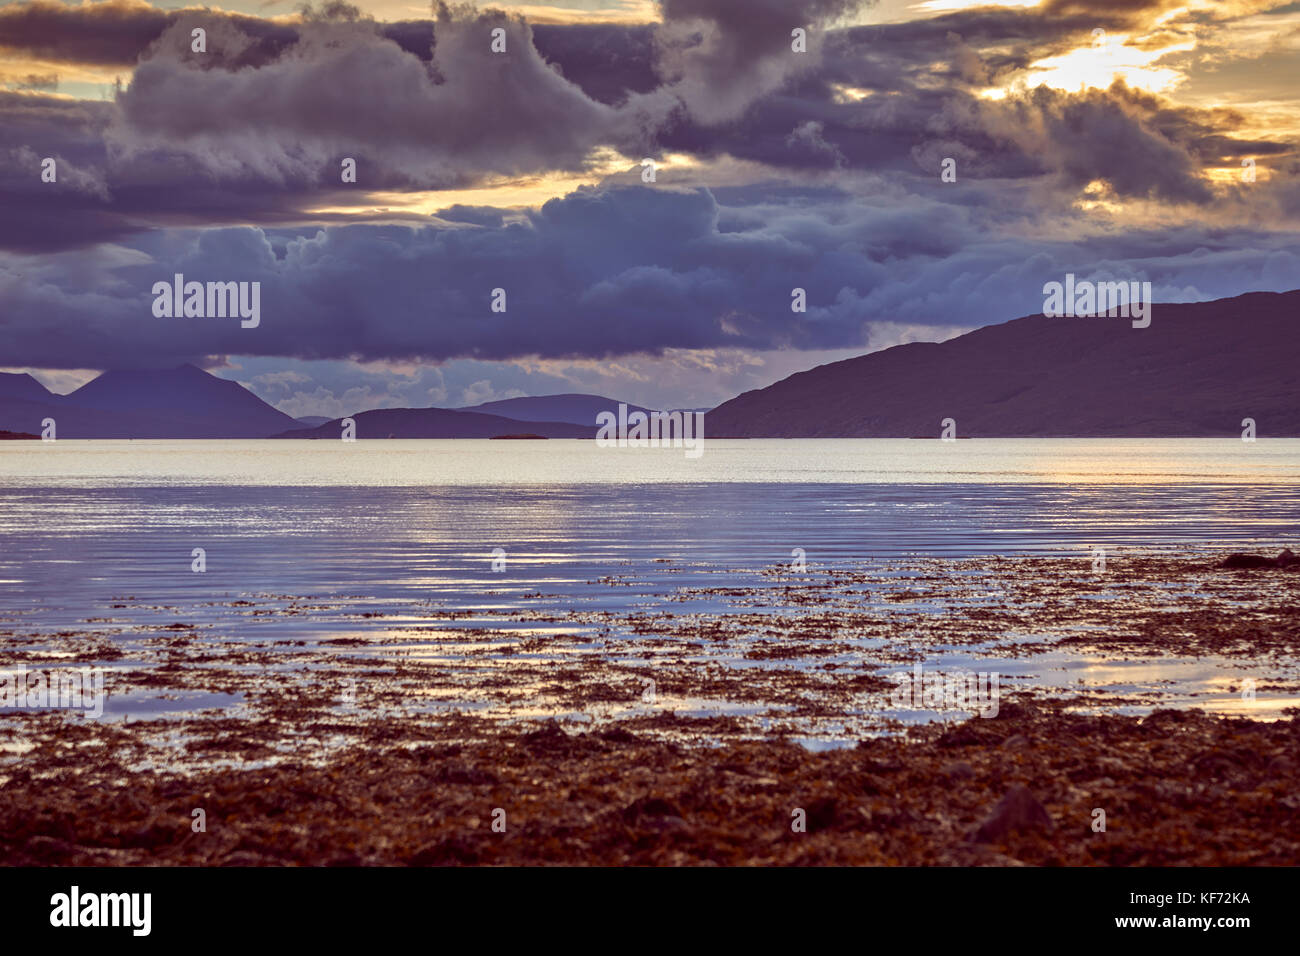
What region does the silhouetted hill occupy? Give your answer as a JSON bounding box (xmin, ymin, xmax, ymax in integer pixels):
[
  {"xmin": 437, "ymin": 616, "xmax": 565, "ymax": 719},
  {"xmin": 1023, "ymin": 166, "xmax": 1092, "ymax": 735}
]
[
  {"xmin": 457, "ymin": 393, "xmax": 656, "ymax": 426},
  {"xmin": 0, "ymin": 396, "xmax": 147, "ymax": 438},
  {"xmin": 706, "ymin": 290, "xmax": 1300, "ymax": 437},
  {"xmin": 276, "ymin": 407, "xmax": 595, "ymax": 439},
  {"xmin": 0, "ymin": 364, "xmax": 299, "ymax": 438},
  {"xmin": 66, "ymin": 365, "xmax": 299, "ymax": 437},
  {"xmin": 0, "ymin": 372, "xmax": 52, "ymax": 403}
]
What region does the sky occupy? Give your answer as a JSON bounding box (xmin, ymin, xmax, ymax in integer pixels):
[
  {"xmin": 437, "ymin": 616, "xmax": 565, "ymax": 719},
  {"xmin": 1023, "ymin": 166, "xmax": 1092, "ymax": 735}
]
[{"xmin": 1, "ymin": 0, "xmax": 1297, "ymax": 414}]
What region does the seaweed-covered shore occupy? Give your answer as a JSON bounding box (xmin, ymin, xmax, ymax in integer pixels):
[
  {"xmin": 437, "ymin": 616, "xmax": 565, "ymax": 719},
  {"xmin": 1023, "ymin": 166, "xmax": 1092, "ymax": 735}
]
[
  {"xmin": 4, "ymin": 700, "xmax": 1299, "ymax": 866},
  {"xmin": 2, "ymin": 550, "xmax": 1298, "ymax": 865}
]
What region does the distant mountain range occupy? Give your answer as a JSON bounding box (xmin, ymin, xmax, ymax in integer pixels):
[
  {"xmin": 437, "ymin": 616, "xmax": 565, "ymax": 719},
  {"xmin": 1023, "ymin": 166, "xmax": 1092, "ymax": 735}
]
[
  {"xmin": 0, "ymin": 366, "xmax": 605, "ymax": 439},
  {"xmin": 0, "ymin": 369, "xmax": 675, "ymax": 439},
  {"xmin": 456, "ymin": 393, "xmax": 709, "ymax": 427},
  {"xmin": 276, "ymin": 408, "xmax": 593, "ymax": 439},
  {"xmin": 2, "ymin": 289, "xmax": 1295, "ymax": 439},
  {"xmin": 457, "ymin": 393, "xmax": 657, "ymax": 426},
  {"xmin": 707, "ymin": 290, "xmax": 1300, "ymax": 437},
  {"xmin": 0, "ymin": 372, "xmax": 51, "ymax": 404},
  {"xmin": 0, "ymin": 364, "xmax": 299, "ymax": 438}
]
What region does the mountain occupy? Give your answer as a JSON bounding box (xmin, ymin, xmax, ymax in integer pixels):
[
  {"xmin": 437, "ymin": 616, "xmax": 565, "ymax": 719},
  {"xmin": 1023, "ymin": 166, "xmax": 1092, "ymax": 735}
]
[
  {"xmin": 57, "ymin": 365, "xmax": 300, "ymax": 438},
  {"xmin": 0, "ymin": 364, "xmax": 300, "ymax": 438},
  {"xmin": 66, "ymin": 365, "xmax": 299, "ymax": 437},
  {"xmin": 276, "ymin": 407, "xmax": 595, "ymax": 439},
  {"xmin": 0, "ymin": 372, "xmax": 53, "ymax": 403},
  {"xmin": 457, "ymin": 393, "xmax": 657, "ymax": 426},
  {"xmin": 7, "ymin": 289, "xmax": 1294, "ymax": 440},
  {"xmin": 706, "ymin": 290, "xmax": 1300, "ymax": 437},
  {"xmin": 0, "ymin": 395, "xmax": 150, "ymax": 439},
  {"xmin": 0, "ymin": 373, "xmax": 59, "ymax": 437},
  {"xmin": 294, "ymin": 415, "xmax": 333, "ymax": 428}
]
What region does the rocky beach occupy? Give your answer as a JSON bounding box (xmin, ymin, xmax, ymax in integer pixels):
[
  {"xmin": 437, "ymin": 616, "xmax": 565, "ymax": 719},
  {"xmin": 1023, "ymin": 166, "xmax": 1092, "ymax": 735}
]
[{"xmin": 3, "ymin": 548, "xmax": 1297, "ymax": 866}]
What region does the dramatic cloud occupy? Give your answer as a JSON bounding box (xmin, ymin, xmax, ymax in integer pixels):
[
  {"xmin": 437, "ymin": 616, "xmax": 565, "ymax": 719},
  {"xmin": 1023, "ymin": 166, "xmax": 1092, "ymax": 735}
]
[
  {"xmin": 0, "ymin": 0, "xmax": 294, "ymax": 66},
  {"xmin": 0, "ymin": 0, "xmax": 1292, "ymax": 250},
  {"xmin": 654, "ymin": 0, "xmax": 868, "ymax": 123},
  {"xmin": 3, "ymin": 180, "xmax": 1298, "ymax": 373},
  {"xmin": 0, "ymin": 0, "xmax": 1296, "ymax": 411},
  {"xmin": 108, "ymin": 8, "xmax": 652, "ymax": 187}
]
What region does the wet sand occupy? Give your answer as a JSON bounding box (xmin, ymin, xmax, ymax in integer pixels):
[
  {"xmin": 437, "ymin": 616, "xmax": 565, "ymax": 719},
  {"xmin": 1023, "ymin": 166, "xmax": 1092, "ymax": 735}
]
[{"xmin": 2, "ymin": 550, "xmax": 1298, "ymax": 865}]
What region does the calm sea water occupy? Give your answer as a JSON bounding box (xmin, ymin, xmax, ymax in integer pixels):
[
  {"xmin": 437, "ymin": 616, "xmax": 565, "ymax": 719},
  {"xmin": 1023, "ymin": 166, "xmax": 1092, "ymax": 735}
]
[
  {"xmin": 2, "ymin": 438, "xmax": 1298, "ymax": 725},
  {"xmin": 2, "ymin": 439, "xmax": 1299, "ymax": 629}
]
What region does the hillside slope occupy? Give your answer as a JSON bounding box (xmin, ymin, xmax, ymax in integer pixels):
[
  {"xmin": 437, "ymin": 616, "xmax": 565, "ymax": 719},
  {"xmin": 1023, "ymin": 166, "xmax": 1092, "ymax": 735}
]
[{"xmin": 706, "ymin": 291, "xmax": 1300, "ymax": 437}]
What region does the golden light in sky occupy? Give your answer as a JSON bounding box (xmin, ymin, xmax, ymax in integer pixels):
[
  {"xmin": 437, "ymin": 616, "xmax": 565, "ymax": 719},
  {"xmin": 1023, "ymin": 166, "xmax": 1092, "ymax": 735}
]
[
  {"xmin": 979, "ymin": 30, "xmax": 1195, "ymax": 101},
  {"xmin": 1025, "ymin": 33, "xmax": 1193, "ymax": 94},
  {"xmin": 913, "ymin": 0, "xmax": 1040, "ymax": 11},
  {"xmin": 305, "ymin": 150, "xmax": 711, "ymax": 220}
]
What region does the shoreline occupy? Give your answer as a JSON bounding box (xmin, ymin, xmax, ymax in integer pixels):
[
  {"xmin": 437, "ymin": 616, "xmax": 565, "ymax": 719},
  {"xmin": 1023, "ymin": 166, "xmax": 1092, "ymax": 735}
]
[
  {"xmin": 4, "ymin": 548, "xmax": 1299, "ymax": 741},
  {"xmin": 3, "ymin": 549, "xmax": 1299, "ymax": 865},
  {"xmin": 4, "ymin": 698, "xmax": 1297, "ymax": 865}
]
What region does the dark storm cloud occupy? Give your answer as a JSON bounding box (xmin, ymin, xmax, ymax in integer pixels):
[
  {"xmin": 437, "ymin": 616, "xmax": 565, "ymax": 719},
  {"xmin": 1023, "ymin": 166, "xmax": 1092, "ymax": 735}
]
[
  {"xmin": 0, "ymin": 89, "xmax": 413, "ymax": 253},
  {"xmin": 654, "ymin": 0, "xmax": 868, "ymax": 123},
  {"xmin": 3, "ymin": 185, "xmax": 840, "ymax": 367},
  {"xmin": 0, "ymin": 0, "xmax": 874, "ymax": 253},
  {"xmin": 106, "ymin": 7, "xmax": 664, "ymax": 187},
  {"xmin": 0, "ymin": 0, "xmax": 1287, "ymax": 241},
  {"xmin": 3, "ymin": 181, "xmax": 1298, "ymax": 371},
  {"xmin": 0, "ymin": 0, "xmax": 296, "ymax": 67},
  {"xmin": 530, "ymin": 23, "xmax": 660, "ymax": 106},
  {"xmin": 978, "ymin": 84, "xmax": 1219, "ymax": 203},
  {"xmin": 0, "ymin": 4, "xmax": 672, "ymax": 253},
  {"xmin": 0, "ymin": 93, "xmax": 118, "ymax": 250},
  {"xmin": 0, "ymin": 0, "xmax": 1296, "ymax": 372},
  {"xmin": 0, "ymin": 1, "xmax": 660, "ymax": 106},
  {"xmin": 656, "ymin": 73, "xmax": 1248, "ymax": 206},
  {"xmin": 100, "ymin": 0, "xmax": 877, "ymax": 183},
  {"xmin": 0, "ymin": 0, "xmax": 171, "ymax": 66}
]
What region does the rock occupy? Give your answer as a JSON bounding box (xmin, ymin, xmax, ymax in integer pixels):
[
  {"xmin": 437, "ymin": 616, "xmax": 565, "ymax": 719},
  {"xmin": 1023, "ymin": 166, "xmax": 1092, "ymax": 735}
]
[
  {"xmin": 1220, "ymin": 550, "xmax": 1298, "ymax": 569},
  {"xmin": 599, "ymin": 727, "xmax": 639, "ymax": 744},
  {"xmin": 520, "ymin": 721, "xmax": 590, "ymax": 756},
  {"xmin": 969, "ymin": 784, "xmax": 1054, "ymax": 843},
  {"xmin": 222, "ymin": 850, "xmax": 269, "ymax": 866},
  {"xmin": 1002, "ymin": 734, "xmax": 1030, "ymax": 749},
  {"xmin": 937, "ymin": 723, "xmax": 1001, "ymax": 747},
  {"xmin": 991, "ymin": 702, "xmax": 1029, "ymax": 721},
  {"xmin": 408, "ymin": 836, "xmax": 479, "ymax": 865},
  {"xmin": 1221, "ymin": 553, "xmax": 1274, "ymax": 568},
  {"xmin": 23, "ymin": 835, "xmax": 75, "ymax": 863},
  {"xmin": 431, "ymin": 764, "xmax": 498, "ymax": 786},
  {"xmin": 805, "ymin": 797, "xmax": 839, "ymax": 831},
  {"xmin": 123, "ymin": 822, "xmax": 178, "ymax": 849},
  {"xmin": 622, "ymin": 796, "xmax": 683, "ymax": 824},
  {"xmin": 1143, "ymin": 708, "xmax": 1191, "ymax": 728}
]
